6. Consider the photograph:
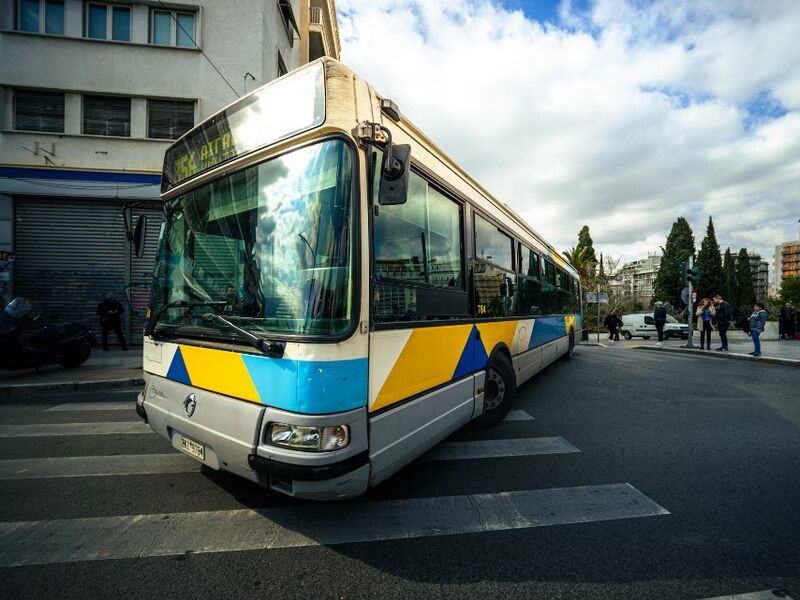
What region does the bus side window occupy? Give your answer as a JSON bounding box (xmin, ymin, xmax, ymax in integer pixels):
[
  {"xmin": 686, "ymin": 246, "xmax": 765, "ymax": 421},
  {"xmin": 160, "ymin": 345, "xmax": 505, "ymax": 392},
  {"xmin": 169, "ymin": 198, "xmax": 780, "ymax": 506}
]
[{"xmin": 372, "ymin": 169, "xmax": 467, "ymax": 323}]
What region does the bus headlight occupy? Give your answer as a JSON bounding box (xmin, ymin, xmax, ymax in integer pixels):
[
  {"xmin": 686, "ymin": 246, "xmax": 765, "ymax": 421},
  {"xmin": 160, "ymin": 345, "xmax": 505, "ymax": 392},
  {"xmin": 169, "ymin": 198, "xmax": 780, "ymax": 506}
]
[{"xmin": 268, "ymin": 423, "xmax": 350, "ymax": 452}]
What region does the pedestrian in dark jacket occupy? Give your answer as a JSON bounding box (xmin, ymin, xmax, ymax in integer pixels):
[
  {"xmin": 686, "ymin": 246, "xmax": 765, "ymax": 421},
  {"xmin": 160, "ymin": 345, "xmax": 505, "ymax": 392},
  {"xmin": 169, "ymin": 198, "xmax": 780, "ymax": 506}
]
[
  {"xmin": 653, "ymin": 301, "xmax": 667, "ymax": 346},
  {"xmin": 712, "ymin": 294, "xmax": 732, "ymax": 351},
  {"xmin": 97, "ymin": 293, "xmax": 127, "ymax": 351},
  {"xmin": 604, "ymin": 313, "xmax": 621, "ymax": 341},
  {"xmin": 779, "ymin": 303, "xmax": 796, "ymax": 340},
  {"xmin": 748, "ymin": 302, "xmax": 768, "ymax": 357}
]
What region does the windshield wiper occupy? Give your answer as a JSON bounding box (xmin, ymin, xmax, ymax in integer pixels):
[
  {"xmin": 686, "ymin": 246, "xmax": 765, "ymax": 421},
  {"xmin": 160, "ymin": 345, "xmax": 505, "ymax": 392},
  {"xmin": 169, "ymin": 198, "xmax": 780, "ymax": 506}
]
[
  {"xmin": 145, "ymin": 300, "xmax": 227, "ymax": 337},
  {"xmin": 202, "ymin": 313, "xmax": 285, "ymax": 358}
]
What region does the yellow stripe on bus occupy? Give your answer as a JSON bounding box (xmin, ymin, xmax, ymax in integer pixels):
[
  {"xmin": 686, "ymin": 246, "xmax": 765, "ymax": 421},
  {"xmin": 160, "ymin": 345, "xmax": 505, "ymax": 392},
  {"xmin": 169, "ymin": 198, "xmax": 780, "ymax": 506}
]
[
  {"xmin": 373, "ymin": 324, "xmax": 473, "ymax": 412},
  {"xmin": 179, "ymin": 345, "xmax": 261, "ymax": 403}
]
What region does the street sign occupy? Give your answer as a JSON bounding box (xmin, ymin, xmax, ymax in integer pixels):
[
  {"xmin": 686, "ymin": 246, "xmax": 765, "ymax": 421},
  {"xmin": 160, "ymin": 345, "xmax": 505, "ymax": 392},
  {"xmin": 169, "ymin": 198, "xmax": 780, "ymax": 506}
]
[
  {"xmin": 691, "ymin": 291, "xmax": 697, "ymax": 302},
  {"xmin": 585, "ymin": 292, "xmax": 609, "ymax": 304},
  {"xmin": 681, "ymin": 286, "xmax": 689, "ymax": 304}
]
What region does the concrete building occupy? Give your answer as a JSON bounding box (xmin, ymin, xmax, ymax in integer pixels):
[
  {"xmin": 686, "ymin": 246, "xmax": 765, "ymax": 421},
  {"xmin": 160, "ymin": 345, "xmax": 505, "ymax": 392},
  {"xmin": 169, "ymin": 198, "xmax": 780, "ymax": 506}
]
[
  {"xmin": 0, "ymin": 0, "xmax": 340, "ymax": 343},
  {"xmin": 726, "ymin": 251, "xmax": 769, "ymax": 302},
  {"xmin": 775, "ymin": 239, "xmax": 800, "ymax": 285},
  {"xmin": 617, "ymin": 254, "xmax": 661, "ymax": 304}
]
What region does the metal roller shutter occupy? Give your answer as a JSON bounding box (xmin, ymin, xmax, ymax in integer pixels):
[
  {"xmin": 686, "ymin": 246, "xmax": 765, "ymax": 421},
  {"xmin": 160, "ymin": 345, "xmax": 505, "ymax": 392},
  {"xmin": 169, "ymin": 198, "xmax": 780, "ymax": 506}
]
[{"xmin": 15, "ymin": 199, "xmax": 128, "ymax": 344}]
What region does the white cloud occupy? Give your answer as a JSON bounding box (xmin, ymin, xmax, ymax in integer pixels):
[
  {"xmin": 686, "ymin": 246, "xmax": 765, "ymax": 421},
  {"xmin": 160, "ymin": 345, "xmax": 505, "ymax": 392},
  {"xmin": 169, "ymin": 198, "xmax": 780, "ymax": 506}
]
[{"xmin": 338, "ymin": 0, "xmax": 800, "ymax": 275}]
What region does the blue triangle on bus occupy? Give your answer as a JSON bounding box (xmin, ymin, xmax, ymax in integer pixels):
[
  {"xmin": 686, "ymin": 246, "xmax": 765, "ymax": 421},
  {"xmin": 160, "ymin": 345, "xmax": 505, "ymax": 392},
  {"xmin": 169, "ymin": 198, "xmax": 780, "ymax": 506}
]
[
  {"xmin": 453, "ymin": 325, "xmax": 487, "ymax": 379},
  {"xmin": 166, "ymin": 347, "xmax": 191, "ymax": 385}
]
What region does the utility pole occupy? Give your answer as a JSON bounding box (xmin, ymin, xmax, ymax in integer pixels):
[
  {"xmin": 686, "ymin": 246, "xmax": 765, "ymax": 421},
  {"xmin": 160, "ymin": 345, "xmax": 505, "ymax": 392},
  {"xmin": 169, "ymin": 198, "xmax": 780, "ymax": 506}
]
[{"xmin": 681, "ymin": 256, "xmax": 700, "ymax": 349}]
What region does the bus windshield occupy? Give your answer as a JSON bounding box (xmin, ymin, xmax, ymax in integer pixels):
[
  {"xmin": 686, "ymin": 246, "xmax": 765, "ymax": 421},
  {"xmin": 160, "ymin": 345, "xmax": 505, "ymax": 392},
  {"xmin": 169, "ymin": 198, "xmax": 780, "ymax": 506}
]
[{"xmin": 151, "ymin": 139, "xmax": 355, "ymax": 339}]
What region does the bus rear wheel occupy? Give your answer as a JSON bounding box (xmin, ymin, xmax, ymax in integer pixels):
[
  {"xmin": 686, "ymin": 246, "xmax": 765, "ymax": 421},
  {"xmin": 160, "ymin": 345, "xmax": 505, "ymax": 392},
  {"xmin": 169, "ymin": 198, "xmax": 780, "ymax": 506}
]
[{"xmin": 472, "ymin": 353, "xmax": 516, "ymax": 427}]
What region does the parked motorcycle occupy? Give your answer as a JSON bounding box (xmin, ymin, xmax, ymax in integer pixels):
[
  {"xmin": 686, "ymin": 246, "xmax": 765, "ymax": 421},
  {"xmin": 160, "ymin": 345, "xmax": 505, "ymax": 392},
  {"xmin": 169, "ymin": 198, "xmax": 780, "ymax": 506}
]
[{"xmin": 0, "ymin": 297, "xmax": 97, "ymax": 370}]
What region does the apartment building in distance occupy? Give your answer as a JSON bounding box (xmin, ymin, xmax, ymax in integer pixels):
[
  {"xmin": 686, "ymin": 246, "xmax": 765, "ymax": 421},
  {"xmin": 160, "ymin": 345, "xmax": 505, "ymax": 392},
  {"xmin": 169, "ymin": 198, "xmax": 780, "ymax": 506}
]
[
  {"xmin": 616, "ymin": 254, "xmax": 661, "ymax": 304},
  {"xmin": 775, "ymin": 239, "xmax": 800, "ymax": 286},
  {"xmin": 0, "ymin": 0, "xmax": 341, "ymax": 342},
  {"xmin": 730, "ymin": 252, "xmax": 770, "ymax": 302}
]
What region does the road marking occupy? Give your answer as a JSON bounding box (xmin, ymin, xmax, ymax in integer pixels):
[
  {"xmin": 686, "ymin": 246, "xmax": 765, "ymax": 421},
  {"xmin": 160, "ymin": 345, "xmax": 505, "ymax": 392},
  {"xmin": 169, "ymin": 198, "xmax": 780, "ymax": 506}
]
[
  {"xmin": 503, "ymin": 410, "xmax": 535, "ymax": 422},
  {"xmin": 0, "ymin": 454, "xmax": 198, "ymax": 480},
  {"xmin": 0, "ymin": 422, "xmax": 151, "ymax": 438},
  {"xmin": 0, "ymin": 483, "xmax": 669, "ymax": 567},
  {"xmin": 420, "ymin": 437, "xmax": 579, "ymax": 461},
  {"xmin": 0, "ymin": 437, "xmax": 578, "ymax": 480},
  {"xmin": 700, "ymin": 591, "xmax": 793, "ymax": 600},
  {"xmin": 47, "ymin": 402, "xmax": 134, "ymax": 412}
]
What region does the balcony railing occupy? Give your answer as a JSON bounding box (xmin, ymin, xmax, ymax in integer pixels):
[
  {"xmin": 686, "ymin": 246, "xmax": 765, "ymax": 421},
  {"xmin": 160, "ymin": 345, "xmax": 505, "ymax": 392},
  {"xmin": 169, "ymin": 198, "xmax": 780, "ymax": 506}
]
[{"xmin": 309, "ymin": 6, "xmax": 322, "ymax": 25}]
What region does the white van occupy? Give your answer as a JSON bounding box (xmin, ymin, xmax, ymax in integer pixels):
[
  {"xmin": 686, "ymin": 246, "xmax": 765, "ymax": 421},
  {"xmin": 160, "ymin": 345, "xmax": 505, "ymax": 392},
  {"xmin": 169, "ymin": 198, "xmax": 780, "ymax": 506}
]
[{"xmin": 619, "ymin": 313, "xmax": 688, "ymax": 340}]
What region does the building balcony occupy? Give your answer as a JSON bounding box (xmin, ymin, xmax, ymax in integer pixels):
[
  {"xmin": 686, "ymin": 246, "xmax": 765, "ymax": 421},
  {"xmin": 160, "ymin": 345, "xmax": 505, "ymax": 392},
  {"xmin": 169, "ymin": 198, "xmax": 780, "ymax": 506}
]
[{"xmin": 307, "ymin": 0, "xmax": 340, "ymax": 61}]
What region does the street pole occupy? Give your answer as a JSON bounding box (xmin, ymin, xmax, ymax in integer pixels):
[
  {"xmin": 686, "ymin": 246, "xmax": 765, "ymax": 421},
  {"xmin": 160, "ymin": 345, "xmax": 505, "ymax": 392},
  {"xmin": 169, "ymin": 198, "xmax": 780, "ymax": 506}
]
[
  {"xmin": 596, "ymin": 284, "xmax": 600, "ymax": 343},
  {"xmin": 683, "ymin": 256, "xmax": 695, "ymax": 349}
]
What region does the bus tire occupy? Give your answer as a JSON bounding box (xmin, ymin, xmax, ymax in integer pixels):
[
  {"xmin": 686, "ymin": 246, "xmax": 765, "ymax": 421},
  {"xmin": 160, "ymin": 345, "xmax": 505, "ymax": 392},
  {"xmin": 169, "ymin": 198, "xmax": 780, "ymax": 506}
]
[
  {"xmin": 559, "ymin": 328, "xmax": 575, "ymax": 361},
  {"xmin": 472, "ymin": 353, "xmax": 516, "ymax": 427}
]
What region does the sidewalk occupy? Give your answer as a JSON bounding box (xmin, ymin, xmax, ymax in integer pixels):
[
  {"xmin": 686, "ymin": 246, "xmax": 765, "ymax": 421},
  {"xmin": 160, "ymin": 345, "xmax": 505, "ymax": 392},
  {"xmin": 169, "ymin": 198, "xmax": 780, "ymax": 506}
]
[
  {"xmin": 582, "ymin": 336, "xmax": 800, "ymax": 367},
  {"xmin": 0, "ymin": 348, "xmax": 143, "ymax": 394}
]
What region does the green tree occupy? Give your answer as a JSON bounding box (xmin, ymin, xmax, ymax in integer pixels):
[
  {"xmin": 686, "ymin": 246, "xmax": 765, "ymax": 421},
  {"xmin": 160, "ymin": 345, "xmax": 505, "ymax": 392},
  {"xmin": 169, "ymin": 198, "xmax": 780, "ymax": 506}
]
[
  {"xmin": 654, "ymin": 217, "xmax": 695, "ymax": 307},
  {"xmin": 576, "ymin": 226, "xmax": 597, "ymax": 271},
  {"xmin": 780, "ymin": 277, "xmax": 800, "ymax": 305},
  {"xmin": 563, "ymin": 245, "xmax": 592, "ymax": 280},
  {"xmin": 695, "ymin": 216, "xmax": 724, "ymax": 300},
  {"xmin": 722, "ymin": 248, "xmax": 737, "ymax": 309},
  {"xmin": 734, "ymin": 248, "xmax": 755, "ymax": 318}
]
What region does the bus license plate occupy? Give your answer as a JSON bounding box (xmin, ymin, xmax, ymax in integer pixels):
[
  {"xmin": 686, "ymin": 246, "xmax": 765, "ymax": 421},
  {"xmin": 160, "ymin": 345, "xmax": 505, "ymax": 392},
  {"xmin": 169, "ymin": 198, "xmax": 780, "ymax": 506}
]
[{"xmin": 180, "ymin": 436, "xmax": 205, "ymax": 461}]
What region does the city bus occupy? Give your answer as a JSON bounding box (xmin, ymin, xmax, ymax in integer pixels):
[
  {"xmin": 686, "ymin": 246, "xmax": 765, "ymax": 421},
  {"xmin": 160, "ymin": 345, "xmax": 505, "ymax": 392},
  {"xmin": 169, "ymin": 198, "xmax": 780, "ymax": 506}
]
[{"xmin": 136, "ymin": 58, "xmax": 582, "ymax": 500}]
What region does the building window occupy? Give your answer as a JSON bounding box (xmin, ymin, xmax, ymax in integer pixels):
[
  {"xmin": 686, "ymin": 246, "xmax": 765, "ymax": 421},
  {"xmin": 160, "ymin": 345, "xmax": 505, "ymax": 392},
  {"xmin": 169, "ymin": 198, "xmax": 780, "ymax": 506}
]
[
  {"xmin": 86, "ymin": 3, "xmax": 130, "ymax": 41},
  {"xmin": 14, "ymin": 90, "xmax": 65, "ymax": 132},
  {"xmin": 277, "ymin": 53, "xmax": 288, "ymax": 76},
  {"xmin": 83, "ymin": 95, "xmax": 131, "ymax": 136},
  {"xmin": 19, "ymin": 0, "xmax": 64, "ymax": 34},
  {"xmin": 147, "ymin": 99, "xmax": 194, "ymax": 139},
  {"xmin": 277, "ymin": 0, "xmax": 299, "ymax": 47},
  {"xmin": 151, "ymin": 9, "xmax": 196, "ymax": 47}
]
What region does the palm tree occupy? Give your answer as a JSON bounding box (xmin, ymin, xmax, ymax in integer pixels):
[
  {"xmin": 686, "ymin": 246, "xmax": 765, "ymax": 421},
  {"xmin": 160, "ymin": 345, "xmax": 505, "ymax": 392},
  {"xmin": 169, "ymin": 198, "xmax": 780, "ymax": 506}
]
[{"xmin": 563, "ymin": 246, "xmax": 594, "ymax": 280}]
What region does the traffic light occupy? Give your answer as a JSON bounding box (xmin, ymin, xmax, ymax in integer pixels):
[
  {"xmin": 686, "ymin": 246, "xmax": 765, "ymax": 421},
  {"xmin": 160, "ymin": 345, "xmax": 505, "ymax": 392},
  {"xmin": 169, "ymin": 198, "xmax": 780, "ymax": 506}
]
[
  {"xmin": 680, "ymin": 260, "xmax": 689, "ymax": 281},
  {"xmin": 686, "ymin": 266, "xmax": 701, "ymax": 284}
]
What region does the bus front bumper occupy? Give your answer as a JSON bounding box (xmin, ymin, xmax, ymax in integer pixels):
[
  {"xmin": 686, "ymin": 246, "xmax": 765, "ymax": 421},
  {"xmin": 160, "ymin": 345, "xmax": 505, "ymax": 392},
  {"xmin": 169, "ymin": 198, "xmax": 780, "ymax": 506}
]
[{"xmin": 140, "ymin": 373, "xmax": 370, "ymax": 501}]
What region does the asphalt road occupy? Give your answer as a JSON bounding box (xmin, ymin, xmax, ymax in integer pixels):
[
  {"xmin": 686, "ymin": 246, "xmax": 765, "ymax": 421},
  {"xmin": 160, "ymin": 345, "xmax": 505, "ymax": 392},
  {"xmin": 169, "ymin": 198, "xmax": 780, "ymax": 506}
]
[{"xmin": 1, "ymin": 347, "xmax": 799, "ymax": 600}]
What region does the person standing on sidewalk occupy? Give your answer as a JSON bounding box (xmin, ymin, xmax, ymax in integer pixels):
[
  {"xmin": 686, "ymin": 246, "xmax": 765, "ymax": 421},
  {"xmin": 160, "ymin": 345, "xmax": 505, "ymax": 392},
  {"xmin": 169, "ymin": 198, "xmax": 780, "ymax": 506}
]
[
  {"xmin": 604, "ymin": 312, "xmax": 621, "ymax": 342},
  {"xmin": 779, "ymin": 302, "xmax": 796, "ymax": 340},
  {"xmin": 695, "ymin": 298, "xmax": 716, "ymax": 350},
  {"xmin": 713, "ymin": 294, "xmax": 732, "ymax": 351},
  {"xmin": 749, "ymin": 302, "xmax": 768, "ymax": 357},
  {"xmin": 653, "ymin": 301, "xmax": 667, "ymax": 347},
  {"xmin": 97, "ymin": 293, "xmax": 128, "ymax": 351}
]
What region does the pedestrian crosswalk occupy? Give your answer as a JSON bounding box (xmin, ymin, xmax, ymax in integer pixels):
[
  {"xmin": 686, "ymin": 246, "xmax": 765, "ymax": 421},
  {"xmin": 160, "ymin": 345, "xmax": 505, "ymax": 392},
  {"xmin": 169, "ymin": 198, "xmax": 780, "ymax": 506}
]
[{"xmin": 0, "ymin": 392, "xmax": 670, "ymax": 569}]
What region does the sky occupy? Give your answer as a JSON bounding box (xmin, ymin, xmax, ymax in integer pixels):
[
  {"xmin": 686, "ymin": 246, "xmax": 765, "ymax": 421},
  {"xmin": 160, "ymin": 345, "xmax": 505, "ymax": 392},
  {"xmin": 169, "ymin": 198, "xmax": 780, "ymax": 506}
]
[{"xmin": 336, "ymin": 0, "xmax": 800, "ymax": 277}]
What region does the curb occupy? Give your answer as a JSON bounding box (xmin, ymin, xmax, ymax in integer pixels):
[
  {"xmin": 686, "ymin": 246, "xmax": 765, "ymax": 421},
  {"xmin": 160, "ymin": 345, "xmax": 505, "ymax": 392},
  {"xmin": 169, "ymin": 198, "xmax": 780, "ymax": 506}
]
[
  {"xmin": 631, "ymin": 345, "xmax": 800, "ymax": 368},
  {"xmin": 0, "ymin": 376, "xmax": 145, "ymax": 395}
]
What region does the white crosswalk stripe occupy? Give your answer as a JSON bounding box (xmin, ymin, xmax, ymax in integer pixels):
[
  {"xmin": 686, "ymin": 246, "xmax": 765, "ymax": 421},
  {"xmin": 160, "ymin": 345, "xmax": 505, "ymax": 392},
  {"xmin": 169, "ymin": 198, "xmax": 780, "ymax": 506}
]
[
  {"xmin": 0, "ymin": 454, "xmax": 200, "ymax": 480},
  {"xmin": 420, "ymin": 437, "xmax": 579, "ymax": 461},
  {"xmin": 700, "ymin": 592, "xmax": 794, "ymax": 600},
  {"xmin": 0, "ymin": 437, "xmax": 578, "ymax": 479},
  {"xmin": 503, "ymin": 409, "xmax": 535, "ymax": 421},
  {"xmin": 0, "ymin": 483, "xmax": 669, "ymax": 567},
  {"xmin": 47, "ymin": 402, "xmax": 135, "ymax": 412},
  {"xmin": 0, "ymin": 422, "xmax": 152, "ymax": 438}
]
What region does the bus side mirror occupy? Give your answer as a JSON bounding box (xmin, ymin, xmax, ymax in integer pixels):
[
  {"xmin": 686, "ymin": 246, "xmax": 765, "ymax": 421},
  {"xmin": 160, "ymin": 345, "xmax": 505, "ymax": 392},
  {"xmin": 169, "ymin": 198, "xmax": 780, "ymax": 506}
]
[
  {"xmin": 133, "ymin": 215, "xmax": 147, "ymax": 258},
  {"xmin": 378, "ymin": 144, "xmax": 410, "ymax": 205}
]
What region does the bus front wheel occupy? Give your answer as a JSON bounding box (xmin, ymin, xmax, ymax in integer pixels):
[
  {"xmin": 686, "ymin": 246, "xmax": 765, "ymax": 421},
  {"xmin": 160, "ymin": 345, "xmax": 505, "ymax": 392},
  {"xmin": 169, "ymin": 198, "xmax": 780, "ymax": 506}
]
[{"xmin": 472, "ymin": 353, "xmax": 516, "ymax": 427}]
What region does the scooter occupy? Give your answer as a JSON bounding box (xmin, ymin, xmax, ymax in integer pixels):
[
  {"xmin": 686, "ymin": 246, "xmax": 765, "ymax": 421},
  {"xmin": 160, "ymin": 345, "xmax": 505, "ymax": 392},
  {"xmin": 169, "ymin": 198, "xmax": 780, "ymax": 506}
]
[{"xmin": 0, "ymin": 297, "xmax": 97, "ymax": 370}]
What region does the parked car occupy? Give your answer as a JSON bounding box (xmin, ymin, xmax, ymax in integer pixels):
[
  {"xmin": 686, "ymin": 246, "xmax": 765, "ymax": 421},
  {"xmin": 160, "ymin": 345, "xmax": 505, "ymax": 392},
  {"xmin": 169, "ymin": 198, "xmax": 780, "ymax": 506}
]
[{"xmin": 619, "ymin": 312, "xmax": 689, "ymax": 340}]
